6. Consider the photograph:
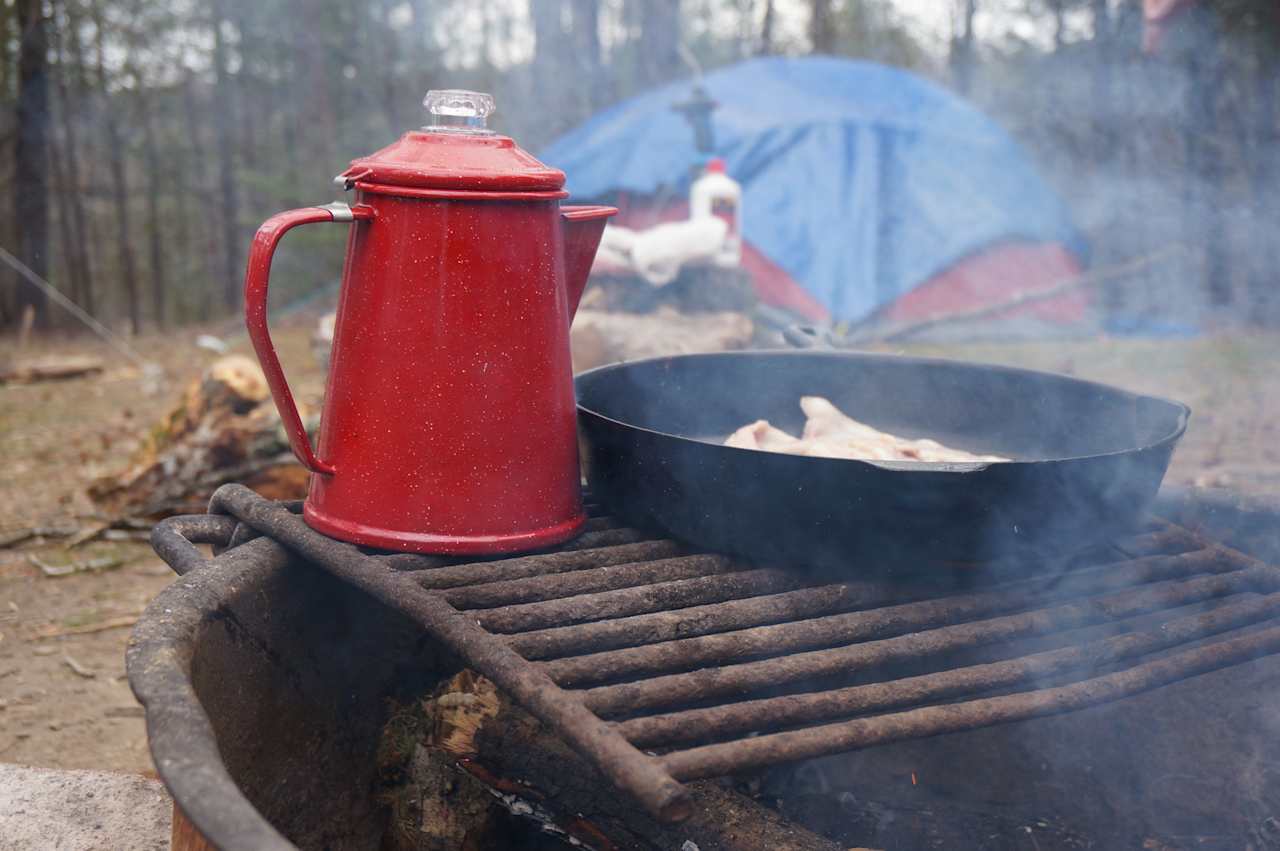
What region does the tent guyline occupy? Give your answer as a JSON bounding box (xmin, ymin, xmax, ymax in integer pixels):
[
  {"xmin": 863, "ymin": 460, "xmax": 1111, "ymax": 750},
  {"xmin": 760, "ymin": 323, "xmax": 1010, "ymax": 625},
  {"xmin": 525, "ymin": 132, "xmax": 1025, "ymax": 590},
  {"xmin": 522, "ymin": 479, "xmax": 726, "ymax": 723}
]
[{"xmin": 0, "ymin": 245, "xmax": 156, "ymax": 374}]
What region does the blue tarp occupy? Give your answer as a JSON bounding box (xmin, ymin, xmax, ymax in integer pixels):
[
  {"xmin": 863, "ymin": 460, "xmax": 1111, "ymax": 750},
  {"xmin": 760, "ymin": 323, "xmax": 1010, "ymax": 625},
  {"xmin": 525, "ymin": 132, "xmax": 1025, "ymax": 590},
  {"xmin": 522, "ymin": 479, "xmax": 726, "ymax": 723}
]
[{"xmin": 541, "ymin": 56, "xmax": 1086, "ymax": 322}]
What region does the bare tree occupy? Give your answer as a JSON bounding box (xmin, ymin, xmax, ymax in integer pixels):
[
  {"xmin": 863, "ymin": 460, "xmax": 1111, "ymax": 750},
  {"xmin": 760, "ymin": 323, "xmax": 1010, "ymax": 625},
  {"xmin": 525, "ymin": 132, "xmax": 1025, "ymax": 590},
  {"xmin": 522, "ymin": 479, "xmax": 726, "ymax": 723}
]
[
  {"xmin": 48, "ymin": 127, "xmax": 78, "ymax": 322},
  {"xmin": 1090, "ymin": 0, "xmax": 1113, "ymax": 155},
  {"xmin": 570, "ymin": 0, "xmax": 605, "ymax": 112},
  {"xmin": 211, "ymin": 0, "xmax": 241, "ymax": 312},
  {"xmin": 634, "ymin": 0, "xmax": 682, "ymax": 88},
  {"xmin": 181, "ymin": 72, "xmax": 217, "ymax": 317},
  {"xmin": 50, "ymin": 0, "xmax": 94, "ymax": 315},
  {"xmin": 1049, "ymin": 0, "xmax": 1067, "ymax": 50},
  {"xmin": 759, "ymin": 0, "xmax": 776, "ymax": 56},
  {"xmin": 374, "ymin": 0, "xmax": 407, "ymax": 133},
  {"xmin": 809, "ymin": 0, "xmax": 836, "ymax": 54},
  {"xmin": 139, "ymin": 87, "xmax": 167, "ymax": 327},
  {"xmin": 13, "ymin": 0, "xmax": 50, "ymax": 328},
  {"xmin": 1247, "ymin": 54, "xmax": 1279, "ymax": 324},
  {"xmin": 530, "ymin": 0, "xmax": 575, "ymax": 141},
  {"xmin": 0, "ymin": 4, "xmax": 12, "ymax": 326},
  {"xmin": 92, "ymin": 0, "xmax": 140, "ymax": 334},
  {"xmin": 951, "ymin": 0, "xmax": 978, "ymax": 94}
]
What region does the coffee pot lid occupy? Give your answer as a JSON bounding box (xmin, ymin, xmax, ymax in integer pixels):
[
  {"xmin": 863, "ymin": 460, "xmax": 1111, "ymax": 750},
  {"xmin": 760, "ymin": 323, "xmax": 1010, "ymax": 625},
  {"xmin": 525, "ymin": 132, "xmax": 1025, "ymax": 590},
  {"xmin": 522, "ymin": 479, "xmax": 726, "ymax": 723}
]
[{"xmin": 338, "ymin": 90, "xmax": 565, "ymax": 195}]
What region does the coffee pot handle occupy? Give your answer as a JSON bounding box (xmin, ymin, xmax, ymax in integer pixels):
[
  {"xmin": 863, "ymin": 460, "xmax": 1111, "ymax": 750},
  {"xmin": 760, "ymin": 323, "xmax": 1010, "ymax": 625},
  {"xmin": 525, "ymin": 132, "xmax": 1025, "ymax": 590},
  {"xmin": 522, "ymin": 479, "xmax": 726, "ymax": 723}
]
[{"xmin": 244, "ymin": 201, "xmax": 373, "ymax": 476}]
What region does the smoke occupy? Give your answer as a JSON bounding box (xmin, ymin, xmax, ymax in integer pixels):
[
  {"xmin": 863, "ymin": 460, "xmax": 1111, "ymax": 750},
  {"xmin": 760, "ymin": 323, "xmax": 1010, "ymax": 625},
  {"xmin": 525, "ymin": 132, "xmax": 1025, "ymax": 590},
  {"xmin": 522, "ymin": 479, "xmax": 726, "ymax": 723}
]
[{"xmin": 969, "ymin": 6, "xmax": 1280, "ymax": 329}]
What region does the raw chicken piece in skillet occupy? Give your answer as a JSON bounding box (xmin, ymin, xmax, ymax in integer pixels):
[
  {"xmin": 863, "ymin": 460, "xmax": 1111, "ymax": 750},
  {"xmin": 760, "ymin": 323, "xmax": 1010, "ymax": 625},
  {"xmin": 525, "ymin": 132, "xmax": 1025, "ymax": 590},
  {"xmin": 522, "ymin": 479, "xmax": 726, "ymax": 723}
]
[{"xmin": 724, "ymin": 397, "xmax": 1009, "ymax": 463}]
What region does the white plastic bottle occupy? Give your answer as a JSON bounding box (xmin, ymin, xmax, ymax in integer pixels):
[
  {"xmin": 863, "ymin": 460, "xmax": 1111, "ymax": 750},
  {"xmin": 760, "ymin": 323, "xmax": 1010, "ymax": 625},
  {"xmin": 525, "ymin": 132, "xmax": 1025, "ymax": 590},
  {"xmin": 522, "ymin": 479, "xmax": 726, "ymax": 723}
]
[{"xmin": 689, "ymin": 158, "xmax": 742, "ymax": 267}]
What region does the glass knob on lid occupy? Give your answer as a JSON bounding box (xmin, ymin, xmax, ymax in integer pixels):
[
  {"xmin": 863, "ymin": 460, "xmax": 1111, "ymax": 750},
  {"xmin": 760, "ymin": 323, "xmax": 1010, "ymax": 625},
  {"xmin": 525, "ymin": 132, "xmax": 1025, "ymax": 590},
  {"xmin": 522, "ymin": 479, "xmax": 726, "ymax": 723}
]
[{"xmin": 423, "ymin": 89, "xmax": 495, "ymax": 134}]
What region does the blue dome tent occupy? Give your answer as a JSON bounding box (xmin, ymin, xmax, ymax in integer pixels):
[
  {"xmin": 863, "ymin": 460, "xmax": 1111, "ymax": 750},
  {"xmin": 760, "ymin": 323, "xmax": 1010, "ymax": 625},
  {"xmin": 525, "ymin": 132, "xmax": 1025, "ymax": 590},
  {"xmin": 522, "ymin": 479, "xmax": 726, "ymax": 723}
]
[{"xmin": 541, "ymin": 56, "xmax": 1087, "ymax": 325}]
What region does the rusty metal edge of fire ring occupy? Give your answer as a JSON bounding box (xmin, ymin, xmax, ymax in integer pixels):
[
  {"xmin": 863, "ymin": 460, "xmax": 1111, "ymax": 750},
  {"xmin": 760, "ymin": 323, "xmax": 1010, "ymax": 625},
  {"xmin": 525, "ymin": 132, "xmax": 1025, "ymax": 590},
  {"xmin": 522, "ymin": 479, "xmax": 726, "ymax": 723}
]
[{"xmin": 127, "ymin": 532, "xmax": 299, "ymax": 851}]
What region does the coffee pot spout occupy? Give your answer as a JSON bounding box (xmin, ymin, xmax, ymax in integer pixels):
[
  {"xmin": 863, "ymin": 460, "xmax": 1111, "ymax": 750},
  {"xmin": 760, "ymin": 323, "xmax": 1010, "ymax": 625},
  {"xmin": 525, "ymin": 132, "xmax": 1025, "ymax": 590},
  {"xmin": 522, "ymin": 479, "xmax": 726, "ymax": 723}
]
[{"xmin": 560, "ymin": 205, "xmax": 617, "ymax": 318}]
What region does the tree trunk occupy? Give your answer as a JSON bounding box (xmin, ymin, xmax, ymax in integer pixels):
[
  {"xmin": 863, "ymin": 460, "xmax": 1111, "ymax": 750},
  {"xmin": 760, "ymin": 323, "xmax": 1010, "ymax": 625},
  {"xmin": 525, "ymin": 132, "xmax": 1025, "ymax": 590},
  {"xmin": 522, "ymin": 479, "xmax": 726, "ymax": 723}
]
[
  {"xmin": 61, "ymin": 0, "xmax": 95, "ymax": 318},
  {"xmin": 569, "ymin": 0, "xmax": 605, "ymax": 114},
  {"xmin": 809, "ymin": 0, "xmax": 835, "ymax": 54},
  {"xmin": 13, "ymin": 0, "xmax": 51, "ymax": 329},
  {"xmin": 172, "ymin": 162, "xmax": 195, "ymax": 324},
  {"xmin": 1090, "ymin": 0, "xmax": 1113, "ymax": 163},
  {"xmin": 530, "ymin": 1, "xmax": 564, "ymax": 85},
  {"xmin": 530, "ymin": 0, "xmax": 573, "ymax": 142},
  {"xmin": 374, "ymin": 0, "xmax": 406, "ymax": 134},
  {"xmin": 635, "ymin": 0, "xmax": 682, "ymax": 88},
  {"xmin": 406, "ymin": 0, "xmax": 437, "ymax": 103},
  {"xmin": 50, "ymin": 1, "xmax": 93, "ymax": 317},
  {"xmin": 228, "ymin": 4, "xmax": 258, "ymax": 174},
  {"xmin": 1246, "ymin": 12, "xmax": 1280, "ymax": 326},
  {"xmin": 140, "ymin": 90, "xmax": 167, "ymax": 328},
  {"xmin": 294, "ymin": 0, "xmax": 339, "ymax": 171},
  {"xmin": 211, "ymin": 0, "xmax": 242, "ymax": 313},
  {"xmin": 759, "ymin": 0, "xmax": 776, "ymax": 56},
  {"xmin": 1180, "ymin": 6, "xmax": 1230, "ymax": 309},
  {"xmin": 94, "ymin": 3, "xmax": 140, "ymax": 335},
  {"xmin": 181, "ymin": 73, "xmax": 217, "ymax": 318},
  {"xmin": 1249, "ymin": 69, "xmax": 1278, "ymax": 325},
  {"xmin": 48, "ymin": 129, "xmax": 78, "ymax": 328},
  {"xmin": 951, "ymin": 0, "xmax": 978, "ymax": 94}
]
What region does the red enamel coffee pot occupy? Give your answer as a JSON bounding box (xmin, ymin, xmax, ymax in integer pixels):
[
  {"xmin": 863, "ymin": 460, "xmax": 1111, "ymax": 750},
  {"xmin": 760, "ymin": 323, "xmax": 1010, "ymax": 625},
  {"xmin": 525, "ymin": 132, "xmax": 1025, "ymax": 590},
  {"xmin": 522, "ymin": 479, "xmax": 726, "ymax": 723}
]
[{"xmin": 244, "ymin": 90, "xmax": 615, "ymax": 554}]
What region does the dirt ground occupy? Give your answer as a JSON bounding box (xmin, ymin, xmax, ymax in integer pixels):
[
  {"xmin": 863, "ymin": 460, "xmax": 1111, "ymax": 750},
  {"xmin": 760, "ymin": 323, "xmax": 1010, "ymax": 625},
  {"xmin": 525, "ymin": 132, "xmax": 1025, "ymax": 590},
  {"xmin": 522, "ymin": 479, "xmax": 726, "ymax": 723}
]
[
  {"xmin": 0, "ymin": 315, "xmax": 325, "ymax": 776},
  {"xmin": 1, "ymin": 321, "xmax": 1278, "ymax": 777}
]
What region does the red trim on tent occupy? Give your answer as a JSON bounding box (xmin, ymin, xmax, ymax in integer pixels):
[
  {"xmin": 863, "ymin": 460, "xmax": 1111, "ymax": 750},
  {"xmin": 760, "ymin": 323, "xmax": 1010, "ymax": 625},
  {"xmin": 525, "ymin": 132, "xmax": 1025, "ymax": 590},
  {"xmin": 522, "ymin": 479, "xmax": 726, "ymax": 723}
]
[
  {"xmin": 739, "ymin": 242, "xmax": 829, "ymax": 321},
  {"xmin": 884, "ymin": 242, "xmax": 1085, "ymax": 324}
]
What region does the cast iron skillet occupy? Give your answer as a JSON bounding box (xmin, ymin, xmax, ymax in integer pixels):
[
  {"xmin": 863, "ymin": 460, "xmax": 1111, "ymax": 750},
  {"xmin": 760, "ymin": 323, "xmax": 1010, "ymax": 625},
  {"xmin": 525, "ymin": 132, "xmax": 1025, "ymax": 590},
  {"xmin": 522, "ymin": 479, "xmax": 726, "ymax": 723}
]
[{"xmin": 575, "ymin": 350, "xmax": 1190, "ymax": 573}]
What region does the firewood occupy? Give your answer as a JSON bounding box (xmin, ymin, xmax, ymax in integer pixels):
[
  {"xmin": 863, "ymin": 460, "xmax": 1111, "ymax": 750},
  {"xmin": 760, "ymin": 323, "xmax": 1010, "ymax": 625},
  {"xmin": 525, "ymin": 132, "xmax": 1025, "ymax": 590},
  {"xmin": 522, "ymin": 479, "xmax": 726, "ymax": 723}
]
[
  {"xmin": 87, "ymin": 355, "xmax": 313, "ymax": 519},
  {"xmin": 379, "ymin": 671, "xmax": 841, "ymax": 851}
]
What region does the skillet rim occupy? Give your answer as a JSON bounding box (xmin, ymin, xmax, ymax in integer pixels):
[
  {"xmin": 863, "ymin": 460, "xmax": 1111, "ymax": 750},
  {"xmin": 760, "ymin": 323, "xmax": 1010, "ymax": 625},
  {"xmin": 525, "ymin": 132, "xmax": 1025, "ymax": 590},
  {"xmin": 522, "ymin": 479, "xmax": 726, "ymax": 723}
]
[{"xmin": 574, "ymin": 349, "xmax": 1191, "ymax": 472}]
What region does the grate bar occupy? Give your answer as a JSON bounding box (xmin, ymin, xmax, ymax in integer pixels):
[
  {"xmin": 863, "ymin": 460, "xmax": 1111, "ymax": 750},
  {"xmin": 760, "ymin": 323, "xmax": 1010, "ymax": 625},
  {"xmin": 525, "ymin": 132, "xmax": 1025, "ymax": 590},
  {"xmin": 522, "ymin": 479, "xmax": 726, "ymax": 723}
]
[
  {"xmin": 659, "ymin": 622, "xmax": 1280, "ymax": 781},
  {"xmin": 1111, "ymin": 526, "xmax": 1200, "ymax": 556},
  {"xmin": 579, "ymin": 568, "xmax": 1270, "ymax": 717},
  {"xmin": 616, "ymin": 590, "xmax": 1280, "ymax": 747},
  {"xmin": 542, "ymin": 548, "xmax": 1231, "ymax": 687},
  {"xmin": 167, "ymin": 485, "xmax": 1280, "ymax": 826},
  {"xmin": 443, "ymin": 554, "xmax": 735, "ymax": 610},
  {"xmin": 509, "ymin": 580, "xmax": 917, "ymax": 660},
  {"xmin": 475, "ymin": 567, "xmax": 805, "ymax": 633},
  {"xmin": 507, "ymin": 528, "xmax": 1204, "ymax": 662},
  {"xmin": 406, "ymin": 540, "xmax": 688, "ymax": 588}
]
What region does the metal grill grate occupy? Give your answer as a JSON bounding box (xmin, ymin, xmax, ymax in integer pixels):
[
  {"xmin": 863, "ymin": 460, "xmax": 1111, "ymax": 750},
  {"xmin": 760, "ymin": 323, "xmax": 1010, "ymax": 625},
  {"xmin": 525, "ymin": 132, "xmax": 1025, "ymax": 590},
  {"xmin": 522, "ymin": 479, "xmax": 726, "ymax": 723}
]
[{"xmin": 153, "ymin": 484, "xmax": 1280, "ymax": 823}]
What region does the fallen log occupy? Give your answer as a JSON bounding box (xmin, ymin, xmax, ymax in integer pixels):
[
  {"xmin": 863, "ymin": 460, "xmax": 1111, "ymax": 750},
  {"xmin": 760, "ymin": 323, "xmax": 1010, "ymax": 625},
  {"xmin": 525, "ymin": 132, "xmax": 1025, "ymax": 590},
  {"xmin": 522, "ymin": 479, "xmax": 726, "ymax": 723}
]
[
  {"xmin": 379, "ymin": 671, "xmax": 841, "ymax": 851},
  {"xmin": 0, "ymin": 354, "xmax": 104, "ymax": 384}
]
